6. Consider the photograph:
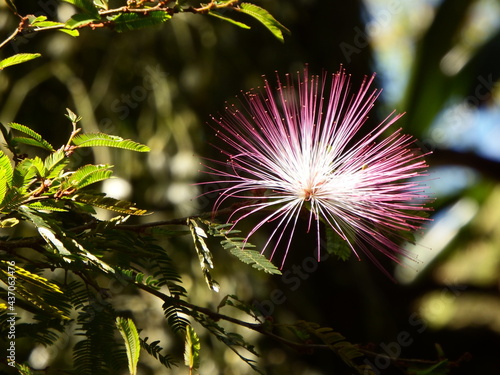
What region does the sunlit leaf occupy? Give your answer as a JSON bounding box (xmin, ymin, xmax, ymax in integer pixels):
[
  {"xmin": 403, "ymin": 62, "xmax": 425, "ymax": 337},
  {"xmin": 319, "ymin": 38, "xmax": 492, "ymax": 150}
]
[
  {"xmin": 184, "ymin": 325, "xmax": 201, "ymax": 373},
  {"xmin": 0, "ymin": 151, "xmax": 13, "ymax": 204},
  {"xmin": 63, "ymin": 164, "xmax": 113, "ymax": 189},
  {"xmin": 116, "ymin": 317, "xmax": 141, "ymax": 375},
  {"xmin": 8, "ymin": 122, "xmax": 54, "ymax": 151},
  {"xmin": 44, "ymin": 150, "xmax": 67, "ymax": 177},
  {"xmin": 188, "ymin": 218, "xmax": 220, "ymax": 292},
  {"xmin": 71, "ymin": 133, "xmax": 150, "ymax": 152},
  {"xmin": 205, "ymin": 221, "xmax": 281, "ymax": 275},
  {"xmin": 65, "ymin": 14, "xmax": 99, "ymax": 29},
  {"xmin": 237, "ymin": 3, "xmax": 289, "ymax": 42},
  {"xmin": 0, "ymin": 260, "xmax": 63, "ymax": 294},
  {"xmin": 0, "ymin": 217, "xmax": 19, "ymax": 228},
  {"xmin": 208, "ymin": 11, "xmax": 251, "ymax": 29},
  {"xmin": 59, "ymin": 28, "xmax": 80, "ymax": 37},
  {"xmin": 0, "ymin": 53, "xmax": 41, "ymax": 70},
  {"xmin": 72, "ymin": 193, "xmax": 149, "ymax": 215}
]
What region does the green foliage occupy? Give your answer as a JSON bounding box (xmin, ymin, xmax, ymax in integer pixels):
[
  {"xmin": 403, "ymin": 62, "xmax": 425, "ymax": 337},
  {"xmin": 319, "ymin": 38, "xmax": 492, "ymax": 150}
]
[
  {"xmin": 140, "ymin": 337, "xmax": 177, "ymax": 369},
  {"xmin": 237, "ymin": 3, "xmax": 290, "ymax": 42},
  {"xmin": 9, "ymin": 122, "xmax": 55, "ymax": 151},
  {"xmin": 293, "ymin": 321, "xmax": 368, "ymax": 375},
  {"xmin": 110, "ymin": 11, "xmax": 172, "ymax": 32},
  {"xmin": 0, "ymin": 53, "xmax": 41, "ymax": 70},
  {"xmin": 203, "ymin": 220, "xmax": 282, "ymax": 275},
  {"xmin": 73, "ymin": 303, "xmax": 127, "ymax": 375},
  {"xmin": 184, "ymin": 325, "xmax": 201, "ymax": 373},
  {"xmin": 71, "ymin": 132, "xmax": 151, "ymax": 151},
  {"xmin": 188, "ymin": 218, "xmax": 221, "ymax": 291},
  {"xmin": 325, "ymin": 225, "xmax": 352, "ymax": 261},
  {"xmin": 116, "ymin": 317, "xmax": 141, "ymax": 375}
]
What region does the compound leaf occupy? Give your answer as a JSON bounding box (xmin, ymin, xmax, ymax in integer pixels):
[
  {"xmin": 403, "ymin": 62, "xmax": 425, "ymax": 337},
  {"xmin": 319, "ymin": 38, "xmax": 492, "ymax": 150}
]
[
  {"xmin": 9, "ymin": 123, "xmax": 54, "ymax": 151},
  {"xmin": 116, "ymin": 317, "xmax": 140, "ymax": 375},
  {"xmin": 71, "ymin": 132, "xmax": 150, "ymax": 152}
]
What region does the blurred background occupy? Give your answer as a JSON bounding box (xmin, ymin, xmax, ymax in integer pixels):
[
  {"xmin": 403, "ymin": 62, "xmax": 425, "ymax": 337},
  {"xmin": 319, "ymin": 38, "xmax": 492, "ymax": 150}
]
[{"xmin": 1, "ymin": 0, "xmax": 500, "ymax": 373}]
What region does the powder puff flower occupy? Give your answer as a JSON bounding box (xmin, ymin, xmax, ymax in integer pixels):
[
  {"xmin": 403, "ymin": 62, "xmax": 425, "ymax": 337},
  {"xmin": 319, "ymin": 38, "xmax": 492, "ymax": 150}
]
[{"xmin": 203, "ymin": 67, "xmax": 430, "ymax": 273}]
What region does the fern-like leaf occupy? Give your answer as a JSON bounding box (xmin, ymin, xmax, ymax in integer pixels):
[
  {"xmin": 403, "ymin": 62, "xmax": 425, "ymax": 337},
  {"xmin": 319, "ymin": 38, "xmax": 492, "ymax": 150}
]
[
  {"xmin": 188, "ymin": 218, "xmax": 220, "ymax": 292},
  {"xmin": 8, "ymin": 122, "xmax": 54, "ymax": 151},
  {"xmin": 43, "ymin": 150, "xmax": 68, "ymax": 178},
  {"xmin": 72, "ymin": 193, "xmax": 149, "ymax": 215},
  {"xmin": 295, "ymin": 321, "xmax": 367, "ymax": 374},
  {"xmin": 116, "ymin": 317, "xmax": 141, "ymax": 375},
  {"xmin": 0, "ymin": 150, "xmax": 13, "ymax": 191},
  {"xmin": 163, "ymin": 302, "xmax": 189, "ymax": 334},
  {"xmin": 325, "ymin": 225, "xmax": 352, "ymax": 261},
  {"xmin": 184, "ymin": 325, "xmax": 201, "ymax": 373},
  {"xmin": 0, "ymin": 168, "xmax": 7, "ymax": 206},
  {"xmin": 140, "ymin": 337, "xmax": 177, "ymax": 369},
  {"xmin": 12, "ymin": 158, "xmax": 38, "ymax": 190},
  {"xmin": 0, "ymin": 260, "xmax": 63, "ymax": 294},
  {"xmin": 71, "ymin": 132, "xmax": 150, "ymax": 151},
  {"xmin": 63, "ymin": 164, "xmax": 113, "ymax": 190},
  {"xmin": 204, "ymin": 221, "xmax": 281, "ymax": 275}
]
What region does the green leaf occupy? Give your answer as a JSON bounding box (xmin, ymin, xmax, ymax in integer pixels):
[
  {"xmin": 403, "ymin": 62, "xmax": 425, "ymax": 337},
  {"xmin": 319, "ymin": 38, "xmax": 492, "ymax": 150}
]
[
  {"xmin": 116, "ymin": 317, "xmax": 141, "ymax": 375},
  {"xmin": 72, "ymin": 193, "xmax": 149, "ymax": 215},
  {"xmin": 0, "ymin": 53, "xmax": 41, "ymax": 70},
  {"xmin": 37, "ymin": 226, "xmax": 73, "ymax": 259},
  {"xmin": 184, "ymin": 325, "xmax": 201, "ymax": 373},
  {"xmin": 12, "ymin": 158, "xmax": 39, "ymax": 190},
  {"xmin": 65, "ymin": 108, "xmax": 82, "ymax": 123},
  {"xmin": 140, "ymin": 337, "xmax": 177, "ymax": 368},
  {"xmin": 44, "ymin": 150, "xmax": 67, "ymax": 177},
  {"xmin": 15, "ymin": 363, "xmax": 35, "ymax": 375},
  {"xmin": 237, "ymin": 3, "xmax": 289, "ymax": 42},
  {"xmin": 0, "ymin": 151, "xmax": 13, "ymax": 204},
  {"xmin": 71, "ymin": 132, "xmax": 150, "ymax": 152},
  {"xmin": 325, "ymin": 225, "xmax": 352, "ymax": 261},
  {"xmin": 59, "ymin": 28, "xmax": 80, "ymax": 37},
  {"xmin": 26, "ymin": 201, "xmax": 68, "ymax": 212},
  {"xmin": 0, "ymin": 217, "xmax": 19, "ymax": 228},
  {"xmin": 188, "ymin": 218, "xmax": 220, "ymax": 292},
  {"xmin": 205, "ymin": 221, "xmax": 281, "ymax": 275},
  {"xmin": 208, "ymin": 11, "xmax": 251, "ymax": 29},
  {"xmin": 110, "ymin": 11, "xmax": 172, "ymax": 33},
  {"xmin": 93, "ymin": 0, "xmax": 108, "ymax": 10},
  {"xmin": 65, "ymin": 14, "xmax": 99, "ymax": 29},
  {"xmin": 62, "ymin": 0, "xmax": 99, "ymax": 17},
  {"xmin": 8, "ymin": 122, "xmax": 55, "ymax": 151},
  {"xmin": 32, "ymin": 20, "xmax": 65, "ymax": 28},
  {"xmin": 0, "ymin": 260, "xmax": 63, "ymax": 294},
  {"xmin": 63, "ymin": 164, "xmax": 113, "ymax": 189}
]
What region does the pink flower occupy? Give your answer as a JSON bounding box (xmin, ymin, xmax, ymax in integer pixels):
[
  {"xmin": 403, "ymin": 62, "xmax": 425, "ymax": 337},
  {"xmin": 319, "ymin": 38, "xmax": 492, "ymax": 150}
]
[{"xmin": 203, "ymin": 67, "xmax": 430, "ymax": 273}]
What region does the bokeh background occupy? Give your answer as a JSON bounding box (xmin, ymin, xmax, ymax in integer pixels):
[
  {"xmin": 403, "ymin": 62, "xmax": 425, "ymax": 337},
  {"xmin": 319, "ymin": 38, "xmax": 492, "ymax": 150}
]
[{"xmin": 1, "ymin": 0, "xmax": 500, "ymax": 374}]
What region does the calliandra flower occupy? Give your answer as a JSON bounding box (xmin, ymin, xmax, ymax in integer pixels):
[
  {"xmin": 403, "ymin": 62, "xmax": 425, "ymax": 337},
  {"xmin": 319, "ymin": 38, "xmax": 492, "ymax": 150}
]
[{"xmin": 203, "ymin": 67, "xmax": 430, "ymax": 273}]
